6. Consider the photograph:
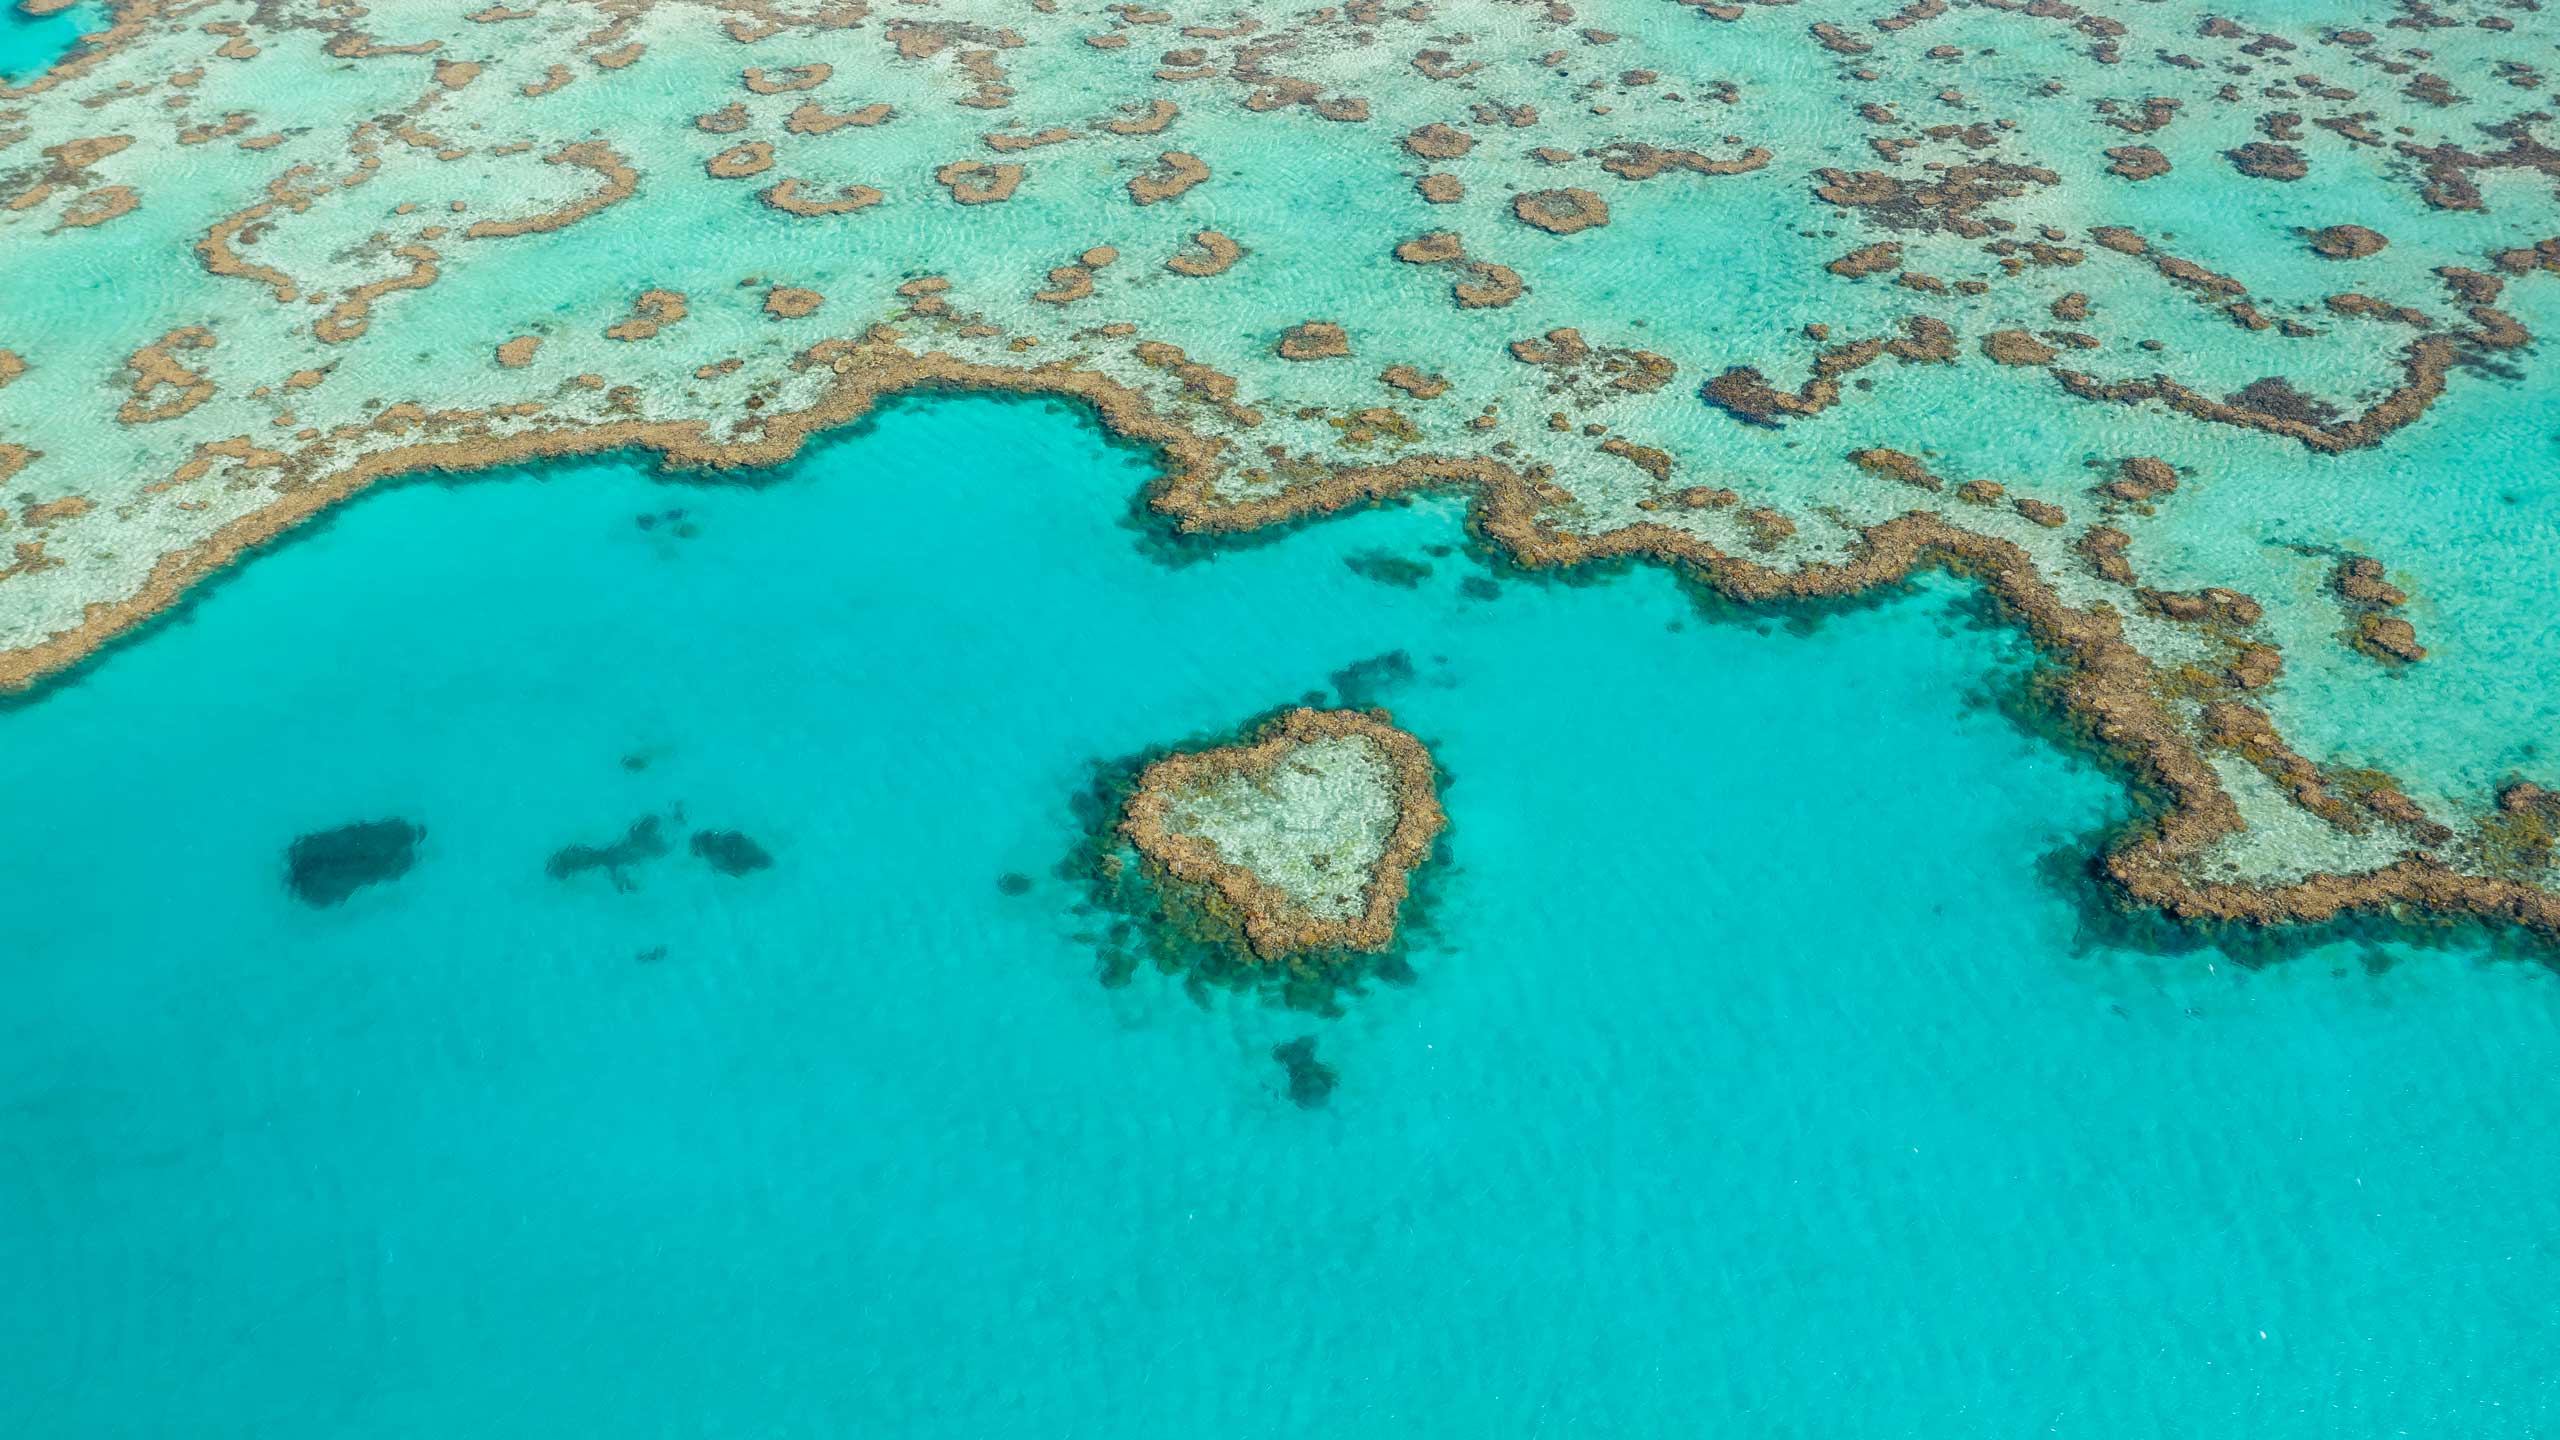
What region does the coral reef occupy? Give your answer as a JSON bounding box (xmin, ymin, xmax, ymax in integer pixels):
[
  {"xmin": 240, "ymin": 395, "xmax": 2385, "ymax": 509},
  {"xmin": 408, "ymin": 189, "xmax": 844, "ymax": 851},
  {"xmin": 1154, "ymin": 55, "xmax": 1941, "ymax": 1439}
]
[
  {"xmin": 5, "ymin": 0, "xmax": 2559, "ymax": 951},
  {"xmin": 1121, "ymin": 708, "xmax": 1444, "ymax": 959}
]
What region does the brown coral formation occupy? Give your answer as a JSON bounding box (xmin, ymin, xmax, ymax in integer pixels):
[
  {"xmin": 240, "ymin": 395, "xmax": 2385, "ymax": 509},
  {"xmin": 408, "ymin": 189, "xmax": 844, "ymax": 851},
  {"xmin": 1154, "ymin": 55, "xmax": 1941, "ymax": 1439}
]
[
  {"xmin": 2350, "ymin": 614, "xmax": 2427, "ymax": 664},
  {"xmin": 2226, "ymin": 142, "xmax": 2308, "ymax": 180},
  {"xmin": 1394, "ymin": 232, "xmax": 1466, "ymax": 266},
  {"xmin": 1391, "ymin": 231, "xmax": 1526, "ymax": 310},
  {"xmin": 1277, "ymin": 321, "xmax": 1351, "ymax": 361},
  {"xmin": 935, "ymin": 160, "xmax": 1022, "ymax": 204},
  {"xmin": 2077, "ymin": 525, "xmax": 2135, "ymax": 583},
  {"xmin": 2051, "ymin": 344, "xmax": 2456, "ymax": 455},
  {"xmin": 1165, "ymin": 230, "xmax": 1242, "ymax": 277},
  {"xmin": 1095, "ymin": 99, "xmax": 1178, "ymax": 136},
  {"xmin": 986, "ymin": 127, "xmax": 1076, "ymax": 153},
  {"xmin": 763, "ymin": 286, "xmax": 823, "ymax": 319},
  {"xmin": 2482, "ymin": 784, "xmax": 2560, "ymax": 875},
  {"xmin": 1812, "ymin": 160, "xmax": 2056, "ymax": 238},
  {"xmin": 313, "ymin": 246, "xmax": 440, "ymax": 344},
  {"xmin": 2329, "ymin": 553, "xmax": 2423, "ymax": 663},
  {"xmin": 55, "ymin": 184, "xmax": 138, "ymax": 229},
  {"xmin": 2202, "ymin": 703, "xmax": 2371, "ymax": 834},
  {"xmin": 1120, "ymin": 708, "xmax": 1445, "ymax": 959},
  {"xmin": 1379, "ymin": 365, "xmax": 1448, "ymax": 399},
  {"xmin": 706, "ymin": 142, "xmax": 777, "ymax": 179},
  {"xmin": 1738, "ymin": 507, "xmax": 1796, "ymax": 552},
  {"xmin": 1700, "ymin": 317, "xmax": 1957, "ymax": 426},
  {"xmin": 1452, "ymin": 268, "xmax": 1525, "ymax": 308},
  {"xmin": 2309, "ymin": 224, "xmax": 2388, "ymax": 259},
  {"xmin": 1848, "ymin": 448, "xmax": 1943, "ymax": 491},
  {"xmin": 1595, "ymin": 141, "xmax": 1772, "ymax": 181},
  {"xmin": 1401, "ymin": 123, "xmax": 1473, "ymax": 159},
  {"xmin": 1127, "ymin": 150, "xmax": 1209, "ymax": 205},
  {"xmin": 464, "ymin": 142, "xmax": 636, "ymax": 239},
  {"xmin": 1828, "ymin": 242, "xmax": 1902, "ymax": 278},
  {"xmin": 2045, "ymin": 247, "xmax": 2524, "ymax": 456},
  {"xmin": 743, "ymin": 63, "xmax": 831, "ymax": 95},
  {"xmin": 2105, "ymin": 145, "xmax": 2170, "ymax": 180},
  {"xmin": 1982, "ymin": 329, "xmax": 2056, "ymax": 365},
  {"xmin": 1032, "ymin": 264, "xmax": 1096, "ymax": 305},
  {"xmin": 118, "ymin": 327, "xmax": 217, "ymax": 424},
  {"xmin": 1511, "ymin": 188, "xmax": 1609, "ymax": 234},
  {"xmin": 1127, "ymin": 341, "xmax": 1253, "ymax": 424},
  {"xmin": 788, "ymin": 101, "xmax": 894, "ymax": 134},
  {"xmin": 17, "ymin": 495, "xmax": 88, "ymax": 527},
  {"xmin": 2332, "ymin": 555, "xmax": 2408, "ymax": 609},
  {"xmin": 2099, "ymin": 456, "xmax": 2179, "ymax": 503},
  {"xmin": 2139, "ymin": 587, "xmax": 2263, "ymax": 627},
  {"xmin": 760, "ymin": 179, "xmax": 884, "ymax": 216},
  {"xmin": 1507, "ymin": 329, "xmax": 1675, "ymax": 397},
  {"xmin": 605, "ymin": 290, "xmax": 689, "ymax": 342},
  {"xmin": 520, "ymin": 64, "xmax": 574, "ymax": 98}
]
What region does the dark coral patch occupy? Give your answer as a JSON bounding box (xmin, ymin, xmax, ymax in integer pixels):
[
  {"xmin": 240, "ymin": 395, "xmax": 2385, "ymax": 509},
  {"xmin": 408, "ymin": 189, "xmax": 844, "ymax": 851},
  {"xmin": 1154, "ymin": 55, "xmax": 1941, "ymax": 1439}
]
[
  {"xmin": 1344, "ymin": 550, "xmax": 1432, "ymax": 588},
  {"xmin": 547, "ymin": 815, "xmax": 670, "ymax": 890},
  {"xmin": 1330, "ymin": 648, "xmax": 1417, "ymax": 706},
  {"xmin": 691, "ymin": 828, "xmax": 774, "ymax": 876},
  {"xmin": 2308, "ymin": 224, "xmax": 2387, "ymax": 260},
  {"xmin": 1272, "ymin": 1035, "xmax": 1339, "ymax": 1108},
  {"xmin": 285, "ymin": 819, "xmax": 422, "ymax": 908}
]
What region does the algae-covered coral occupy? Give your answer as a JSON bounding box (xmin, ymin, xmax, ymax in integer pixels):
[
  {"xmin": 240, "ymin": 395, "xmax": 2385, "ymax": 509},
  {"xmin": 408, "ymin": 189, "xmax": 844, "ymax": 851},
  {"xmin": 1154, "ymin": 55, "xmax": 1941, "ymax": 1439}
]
[{"xmin": 4, "ymin": 0, "xmax": 2560, "ymax": 938}]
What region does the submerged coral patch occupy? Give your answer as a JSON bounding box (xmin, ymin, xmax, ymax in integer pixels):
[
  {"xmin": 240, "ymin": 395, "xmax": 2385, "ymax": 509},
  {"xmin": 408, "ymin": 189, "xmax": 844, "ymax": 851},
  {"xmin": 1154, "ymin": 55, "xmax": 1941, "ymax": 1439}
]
[
  {"xmin": 546, "ymin": 815, "xmax": 670, "ymax": 892},
  {"xmin": 285, "ymin": 819, "xmax": 422, "ymax": 908},
  {"xmin": 690, "ymin": 829, "xmax": 773, "ymax": 876},
  {"xmin": 1271, "ymin": 1035, "xmax": 1338, "ymax": 1109},
  {"xmin": 1121, "ymin": 708, "xmax": 1443, "ymax": 960}
]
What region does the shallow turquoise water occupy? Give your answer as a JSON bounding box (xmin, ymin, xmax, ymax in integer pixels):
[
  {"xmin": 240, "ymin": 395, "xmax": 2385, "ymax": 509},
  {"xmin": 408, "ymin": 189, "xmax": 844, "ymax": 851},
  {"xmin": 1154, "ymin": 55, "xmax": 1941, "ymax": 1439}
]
[
  {"xmin": 0, "ymin": 2, "xmax": 100, "ymax": 82},
  {"xmin": 4, "ymin": 395, "xmax": 2557, "ymax": 1435}
]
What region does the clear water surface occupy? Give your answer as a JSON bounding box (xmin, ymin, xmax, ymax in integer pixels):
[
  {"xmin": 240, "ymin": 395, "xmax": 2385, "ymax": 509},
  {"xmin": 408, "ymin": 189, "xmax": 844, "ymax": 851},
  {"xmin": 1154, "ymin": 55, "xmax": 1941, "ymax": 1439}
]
[{"xmin": 2, "ymin": 395, "xmax": 2556, "ymax": 1436}]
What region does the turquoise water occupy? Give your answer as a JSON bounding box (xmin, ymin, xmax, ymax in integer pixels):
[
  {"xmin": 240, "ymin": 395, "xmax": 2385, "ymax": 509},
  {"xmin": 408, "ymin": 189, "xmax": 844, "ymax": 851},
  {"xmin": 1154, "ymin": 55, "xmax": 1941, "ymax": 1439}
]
[
  {"xmin": 0, "ymin": 3, "xmax": 99, "ymax": 82},
  {"xmin": 4, "ymin": 395, "xmax": 2557, "ymax": 1435}
]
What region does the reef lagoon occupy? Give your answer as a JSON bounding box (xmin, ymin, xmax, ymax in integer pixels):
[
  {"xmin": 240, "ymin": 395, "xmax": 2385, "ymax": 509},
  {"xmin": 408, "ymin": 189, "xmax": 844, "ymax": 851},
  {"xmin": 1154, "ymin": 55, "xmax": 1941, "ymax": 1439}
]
[{"xmin": 5, "ymin": 395, "xmax": 2559, "ymax": 1435}]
